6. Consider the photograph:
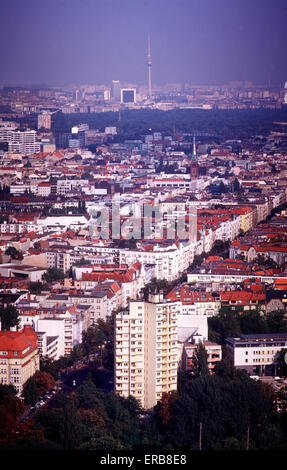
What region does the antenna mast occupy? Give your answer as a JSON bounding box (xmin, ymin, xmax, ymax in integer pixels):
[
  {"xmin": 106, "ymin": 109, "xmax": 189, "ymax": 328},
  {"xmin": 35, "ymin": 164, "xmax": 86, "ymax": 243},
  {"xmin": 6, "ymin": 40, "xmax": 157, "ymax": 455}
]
[{"xmin": 147, "ymin": 33, "xmax": 152, "ymax": 98}]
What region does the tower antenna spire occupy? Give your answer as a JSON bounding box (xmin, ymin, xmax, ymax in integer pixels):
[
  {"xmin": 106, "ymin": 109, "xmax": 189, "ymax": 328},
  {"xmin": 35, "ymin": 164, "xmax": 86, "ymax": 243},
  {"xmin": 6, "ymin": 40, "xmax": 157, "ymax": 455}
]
[{"xmin": 147, "ymin": 33, "xmax": 152, "ymax": 99}]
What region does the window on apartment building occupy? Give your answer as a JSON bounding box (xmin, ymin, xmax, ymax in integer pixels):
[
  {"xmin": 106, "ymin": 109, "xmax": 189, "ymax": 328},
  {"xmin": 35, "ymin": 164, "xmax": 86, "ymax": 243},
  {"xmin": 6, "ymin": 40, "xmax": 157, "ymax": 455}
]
[{"xmin": 11, "ymin": 376, "xmax": 21, "ymax": 383}]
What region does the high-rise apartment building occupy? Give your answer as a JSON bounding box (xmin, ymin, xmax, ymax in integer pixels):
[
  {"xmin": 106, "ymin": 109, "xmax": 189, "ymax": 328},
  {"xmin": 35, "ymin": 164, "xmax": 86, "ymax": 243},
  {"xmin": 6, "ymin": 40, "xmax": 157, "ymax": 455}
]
[{"xmin": 114, "ymin": 293, "xmax": 178, "ymax": 409}]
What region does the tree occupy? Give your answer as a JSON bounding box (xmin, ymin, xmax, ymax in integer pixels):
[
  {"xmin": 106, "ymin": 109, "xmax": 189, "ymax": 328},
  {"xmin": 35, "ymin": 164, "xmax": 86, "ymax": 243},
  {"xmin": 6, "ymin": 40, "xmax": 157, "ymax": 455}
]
[
  {"xmin": 43, "ymin": 267, "xmax": 66, "ymax": 282},
  {"xmin": 29, "ymin": 281, "xmax": 43, "ymax": 294},
  {"xmin": 22, "ymin": 371, "xmax": 55, "ymax": 405},
  {"xmin": 59, "ymin": 402, "xmax": 86, "ymax": 450},
  {"xmin": 189, "ymin": 342, "xmax": 210, "ymax": 378},
  {"xmin": 33, "ymin": 371, "xmax": 55, "ymax": 394},
  {"xmin": 209, "ymin": 239, "xmax": 230, "ymax": 258},
  {"xmin": 81, "ymin": 315, "xmax": 114, "ymax": 369},
  {"xmin": 239, "ymin": 310, "xmax": 268, "ymax": 335},
  {"xmin": 267, "ymin": 311, "xmax": 287, "ymax": 333},
  {"xmin": 155, "ymin": 391, "xmax": 178, "ymax": 426},
  {"xmin": 278, "ymin": 349, "xmax": 287, "ymax": 377},
  {"xmin": 160, "ymin": 372, "xmax": 275, "ymax": 449},
  {"xmin": 4, "ymin": 246, "xmax": 23, "ymax": 260},
  {"xmin": 208, "ymin": 308, "xmax": 241, "ymax": 345},
  {"xmin": 22, "ymin": 377, "xmax": 40, "ymax": 406},
  {"xmin": 141, "ymin": 278, "xmax": 170, "ymax": 301},
  {"xmin": 0, "ymin": 305, "xmax": 19, "ymax": 330},
  {"xmin": 0, "ymin": 385, "xmax": 24, "ymax": 440}
]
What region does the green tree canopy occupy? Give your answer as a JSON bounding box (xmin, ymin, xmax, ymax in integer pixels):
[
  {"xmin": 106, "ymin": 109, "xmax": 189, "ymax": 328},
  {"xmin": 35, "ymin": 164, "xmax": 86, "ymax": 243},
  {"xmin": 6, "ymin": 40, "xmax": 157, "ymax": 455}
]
[
  {"xmin": 5, "ymin": 246, "xmax": 23, "ymax": 260},
  {"xmin": 0, "ymin": 305, "xmax": 19, "ymax": 330},
  {"xmin": 22, "ymin": 377, "xmax": 40, "ymax": 406},
  {"xmin": 189, "ymin": 342, "xmax": 210, "ymax": 378},
  {"xmin": 43, "ymin": 267, "xmax": 66, "ymax": 282}
]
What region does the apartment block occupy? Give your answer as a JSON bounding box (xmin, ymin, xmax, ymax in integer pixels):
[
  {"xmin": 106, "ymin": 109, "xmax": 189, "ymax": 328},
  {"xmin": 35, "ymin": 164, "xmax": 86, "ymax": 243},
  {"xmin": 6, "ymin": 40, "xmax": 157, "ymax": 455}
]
[
  {"xmin": 182, "ymin": 334, "xmax": 222, "ymax": 374},
  {"xmin": 0, "ymin": 326, "xmax": 40, "ymax": 394},
  {"xmin": 114, "ymin": 293, "xmax": 178, "ymax": 409}
]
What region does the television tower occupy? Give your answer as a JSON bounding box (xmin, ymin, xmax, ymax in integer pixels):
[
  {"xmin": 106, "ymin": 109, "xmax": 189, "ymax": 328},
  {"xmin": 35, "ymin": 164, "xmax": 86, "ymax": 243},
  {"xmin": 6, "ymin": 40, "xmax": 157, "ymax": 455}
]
[{"xmin": 147, "ymin": 33, "xmax": 152, "ymax": 98}]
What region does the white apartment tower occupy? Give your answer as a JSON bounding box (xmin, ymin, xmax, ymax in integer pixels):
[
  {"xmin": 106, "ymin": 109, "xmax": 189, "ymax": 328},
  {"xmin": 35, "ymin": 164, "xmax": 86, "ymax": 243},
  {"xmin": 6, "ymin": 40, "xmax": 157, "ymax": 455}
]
[{"xmin": 115, "ymin": 293, "xmax": 178, "ymax": 409}]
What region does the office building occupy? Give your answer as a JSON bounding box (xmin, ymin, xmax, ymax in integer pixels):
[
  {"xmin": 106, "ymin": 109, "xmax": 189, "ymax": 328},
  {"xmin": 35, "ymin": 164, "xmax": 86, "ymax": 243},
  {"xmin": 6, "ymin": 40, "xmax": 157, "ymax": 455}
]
[
  {"xmin": 121, "ymin": 88, "xmax": 136, "ymax": 104},
  {"xmin": 226, "ymin": 333, "xmax": 287, "ymax": 376},
  {"xmin": 112, "ymin": 80, "xmax": 121, "ymax": 101}
]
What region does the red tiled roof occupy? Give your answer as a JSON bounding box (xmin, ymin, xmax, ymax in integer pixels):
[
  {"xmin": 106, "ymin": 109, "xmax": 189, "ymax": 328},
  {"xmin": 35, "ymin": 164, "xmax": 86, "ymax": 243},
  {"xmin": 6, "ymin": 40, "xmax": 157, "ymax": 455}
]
[{"xmin": 0, "ymin": 326, "xmax": 37, "ymax": 358}]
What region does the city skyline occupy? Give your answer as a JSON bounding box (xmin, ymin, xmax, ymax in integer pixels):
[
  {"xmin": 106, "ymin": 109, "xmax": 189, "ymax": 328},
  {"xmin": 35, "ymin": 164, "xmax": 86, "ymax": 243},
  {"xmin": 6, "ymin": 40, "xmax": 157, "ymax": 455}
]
[{"xmin": 0, "ymin": 0, "xmax": 287, "ymax": 88}]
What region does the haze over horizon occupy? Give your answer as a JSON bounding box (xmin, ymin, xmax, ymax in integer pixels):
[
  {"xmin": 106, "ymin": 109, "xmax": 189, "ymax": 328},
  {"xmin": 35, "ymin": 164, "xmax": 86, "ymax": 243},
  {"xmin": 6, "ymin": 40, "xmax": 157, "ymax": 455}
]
[{"xmin": 0, "ymin": 0, "xmax": 286, "ymax": 88}]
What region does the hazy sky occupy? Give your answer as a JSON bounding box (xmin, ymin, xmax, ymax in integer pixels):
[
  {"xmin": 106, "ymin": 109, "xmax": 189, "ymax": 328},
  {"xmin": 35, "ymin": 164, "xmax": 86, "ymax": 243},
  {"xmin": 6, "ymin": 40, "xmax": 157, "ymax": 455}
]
[{"xmin": 0, "ymin": 0, "xmax": 286, "ymax": 87}]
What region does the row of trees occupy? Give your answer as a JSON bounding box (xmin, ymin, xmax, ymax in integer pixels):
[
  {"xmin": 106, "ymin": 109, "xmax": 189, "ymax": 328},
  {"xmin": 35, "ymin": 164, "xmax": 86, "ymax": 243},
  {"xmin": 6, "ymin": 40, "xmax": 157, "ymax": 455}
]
[
  {"xmin": 152, "ymin": 360, "xmax": 284, "ymax": 450},
  {"xmin": 208, "ymin": 308, "xmax": 287, "ymax": 346},
  {"xmin": 40, "ymin": 316, "xmax": 115, "ymax": 379},
  {"xmin": 22, "ymin": 371, "xmax": 56, "ymax": 406},
  {"xmin": 2, "ymin": 354, "xmax": 287, "ymax": 450},
  {"xmin": 52, "ymin": 108, "xmax": 287, "ymax": 141}
]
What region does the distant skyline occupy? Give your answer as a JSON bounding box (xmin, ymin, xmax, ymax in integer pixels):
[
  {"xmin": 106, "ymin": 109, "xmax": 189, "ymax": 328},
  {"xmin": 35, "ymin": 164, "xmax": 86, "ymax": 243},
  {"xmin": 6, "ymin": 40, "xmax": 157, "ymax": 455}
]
[{"xmin": 0, "ymin": 0, "xmax": 286, "ymax": 88}]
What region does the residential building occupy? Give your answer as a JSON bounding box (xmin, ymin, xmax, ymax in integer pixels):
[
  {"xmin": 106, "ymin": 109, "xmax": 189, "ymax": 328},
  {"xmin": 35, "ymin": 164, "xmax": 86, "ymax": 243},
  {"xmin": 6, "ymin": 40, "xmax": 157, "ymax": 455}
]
[
  {"xmin": 114, "ymin": 293, "xmax": 178, "ymax": 409},
  {"xmin": 0, "ymin": 326, "xmax": 40, "ymax": 394},
  {"xmin": 182, "ymin": 333, "xmax": 222, "ymax": 374}
]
